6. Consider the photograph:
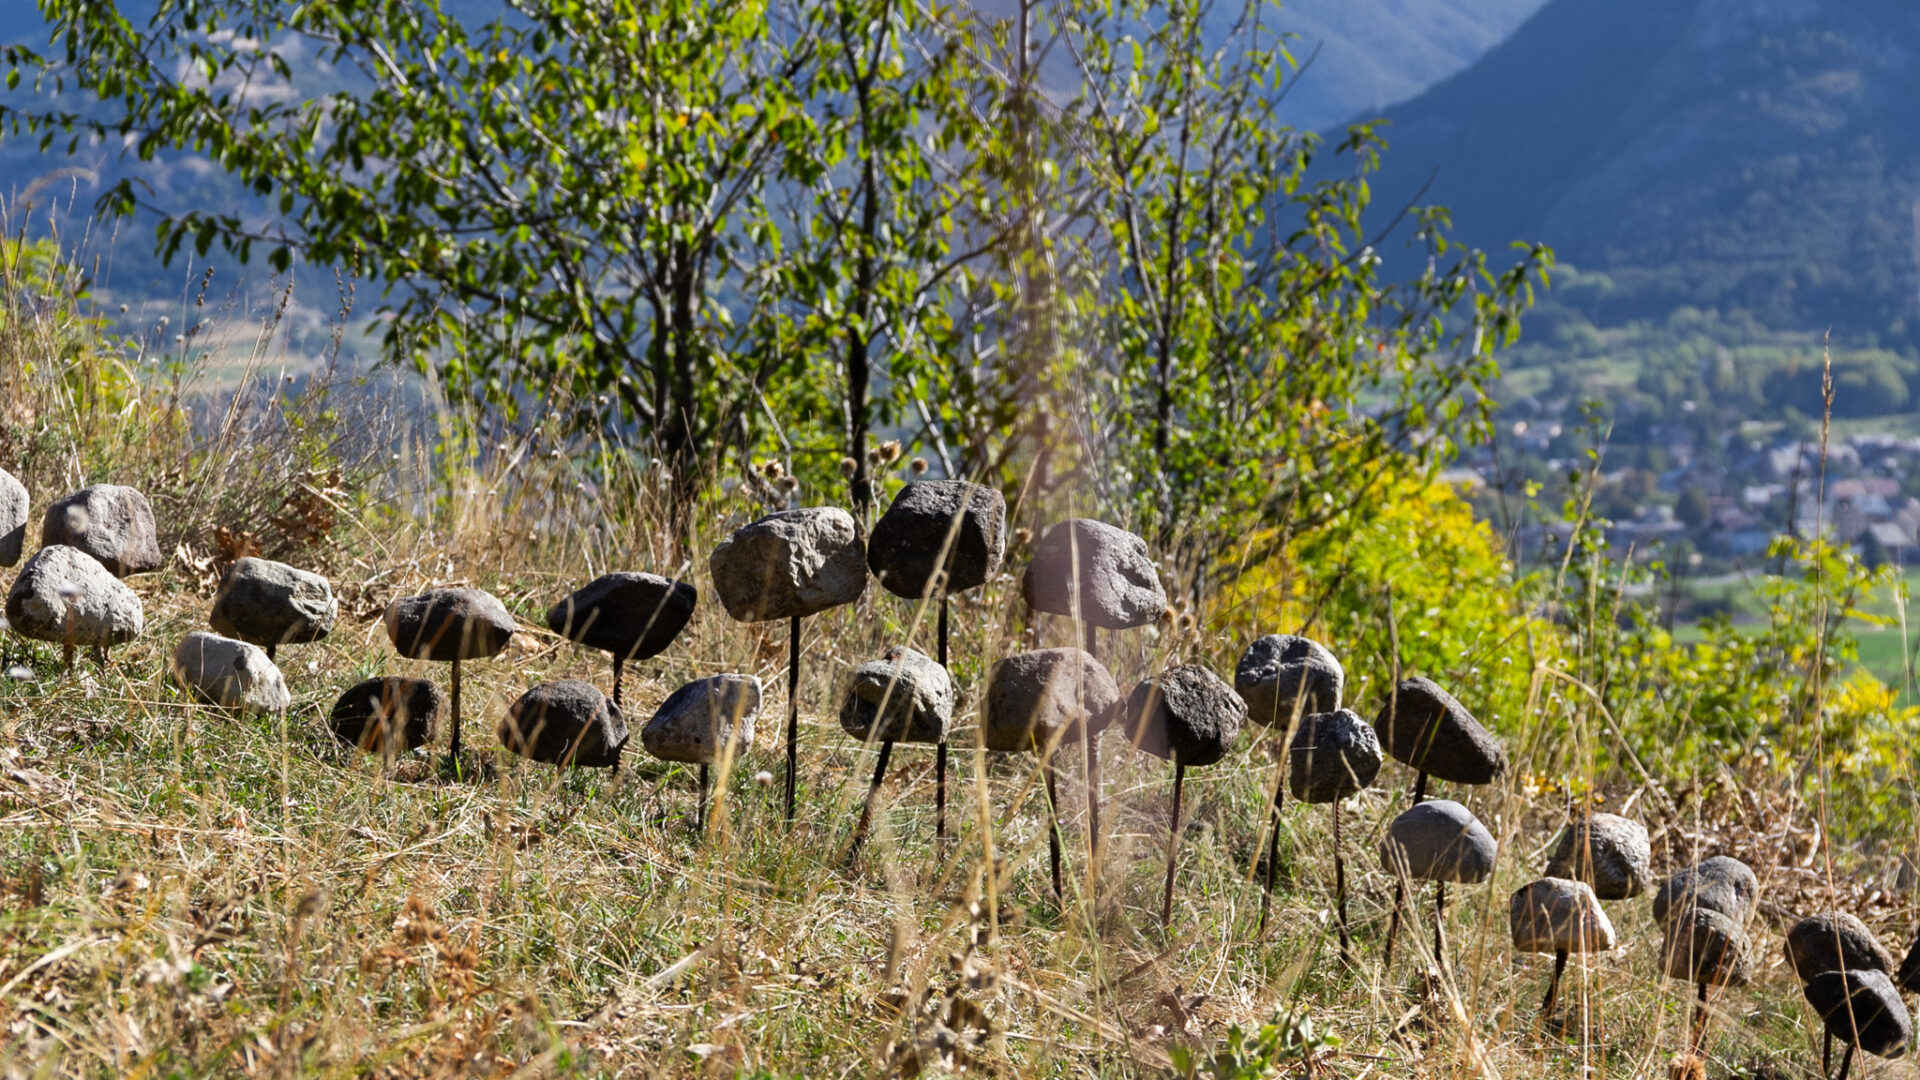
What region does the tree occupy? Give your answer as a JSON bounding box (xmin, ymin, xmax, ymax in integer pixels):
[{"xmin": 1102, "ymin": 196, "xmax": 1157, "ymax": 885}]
[{"xmin": 1675, "ymin": 486, "xmax": 1712, "ymax": 530}]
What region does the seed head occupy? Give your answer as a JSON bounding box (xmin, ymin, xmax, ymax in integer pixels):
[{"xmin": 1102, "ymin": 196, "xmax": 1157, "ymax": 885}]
[
  {"xmin": 1012, "ymin": 527, "xmax": 1032, "ymax": 546},
  {"xmin": 754, "ymin": 770, "xmax": 774, "ymax": 787},
  {"xmin": 910, "ymin": 457, "xmax": 928, "ymax": 475},
  {"xmin": 762, "ymin": 459, "xmax": 784, "ymax": 479},
  {"xmin": 881, "ymin": 439, "xmax": 903, "ymax": 463},
  {"xmin": 780, "ymin": 475, "xmax": 800, "ymax": 492},
  {"xmin": 839, "ymin": 457, "xmax": 858, "ymax": 477}
]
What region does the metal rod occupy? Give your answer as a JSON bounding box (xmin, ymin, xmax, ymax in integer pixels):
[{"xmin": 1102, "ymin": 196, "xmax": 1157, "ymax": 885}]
[
  {"xmin": 847, "ymin": 739, "xmax": 895, "ymax": 865},
  {"xmin": 1412, "ymin": 770, "xmax": 1429, "ymax": 805},
  {"xmin": 1541, "ymin": 948, "xmax": 1568, "ymax": 1016},
  {"xmin": 1259, "ymin": 769, "xmax": 1284, "ymax": 935},
  {"xmin": 1433, "ymin": 883, "xmax": 1448, "ymax": 975},
  {"xmin": 1835, "ymin": 1040, "xmax": 1854, "ymax": 1080},
  {"xmin": 1692, "ymin": 981, "xmax": 1708, "ymax": 1055},
  {"xmin": 449, "ymin": 657, "xmax": 463, "ymax": 759},
  {"xmin": 1162, "ymin": 762, "xmax": 1185, "ymax": 931},
  {"xmin": 266, "ymin": 642, "xmax": 277, "ymax": 662},
  {"xmin": 785, "ymin": 615, "xmax": 801, "ymax": 825},
  {"xmin": 1045, "ymin": 757, "xmax": 1062, "ymax": 899},
  {"xmin": 1334, "ymin": 798, "xmax": 1350, "ymax": 964},
  {"xmin": 697, "ymin": 764, "xmax": 710, "ymax": 833},
  {"xmin": 1083, "ymin": 623, "xmax": 1102, "ymax": 868},
  {"xmin": 935, "ymin": 596, "xmax": 948, "ymax": 842},
  {"xmin": 1823, "ymin": 1030, "xmax": 1832, "ymax": 1079},
  {"xmin": 1383, "ymin": 771, "xmax": 1429, "ymax": 968},
  {"xmin": 612, "ymin": 655, "xmax": 624, "ymax": 709}
]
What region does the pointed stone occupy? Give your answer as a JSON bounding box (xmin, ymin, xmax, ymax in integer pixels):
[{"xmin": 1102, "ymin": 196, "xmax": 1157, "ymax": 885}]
[
  {"xmin": 171, "ymin": 632, "xmax": 290, "ymax": 713},
  {"xmin": 210, "ymin": 557, "xmax": 337, "ymax": 649},
  {"xmin": 1375, "ymin": 676, "xmax": 1506, "ymax": 784},
  {"xmin": 642, "ymin": 674, "xmax": 762, "ymax": 764},
  {"xmin": 0, "ymin": 468, "xmax": 27, "ymax": 567},
  {"xmin": 4, "ymin": 545, "xmax": 143, "ymax": 647},
  {"xmin": 1806, "ymin": 969, "xmax": 1911, "ymax": 1058},
  {"xmin": 1510, "ymin": 877, "xmax": 1616, "ymax": 954}
]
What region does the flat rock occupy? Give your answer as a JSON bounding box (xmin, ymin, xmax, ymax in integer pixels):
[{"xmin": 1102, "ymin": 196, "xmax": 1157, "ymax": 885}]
[
  {"xmin": 1653, "ymin": 856, "xmax": 1759, "ymax": 926},
  {"xmin": 839, "ymin": 646, "xmax": 953, "ymax": 745},
  {"xmin": 1236, "ymin": 634, "xmax": 1343, "ymax": 727},
  {"xmin": 1121, "ymin": 664, "xmax": 1245, "ymax": 767},
  {"xmin": 1510, "ymin": 877, "xmax": 1616, "ymax": 954},
  {"xmin": 546, "ymin": 572, "xmax": 696, "ymax": 661},
  {"xmin": 709, "ymin": 507, "xmax": 867, "ymax": 622},
  {"xmin": 1661, "ymin": 907, "xmax": 1753, "ymax": 987},
  {"xmin": 1786, "ymin": 912, "xmax": 1893, "ymax": 983},
  {"xmin": 0, "ymin": 468, "xmax": 26, "ymax": 567},
  {"xmin": 39, "ymin": 484, "xmax": 161, "ymax": 576},
  {"xmin": 1375, "ymin": 677, "xmax": 1506, "ymax": 785},
  {"xmin": 1020, "ymin": 519, "xmax": 1166, "ymax": 630},
  {"xmin": 982, "ymin": 647, "xmax": 1119, "ymax": 753},
  {"xmin": 1287, "ymin": 709, "xmax": 1383, "ymax": 803},
  {"xmin": 1806, "ymin": 969, "xmax": 1912, "ymax": 1058},
  {"xmin": 4, "ymin": 545, "xmax": 144, "ymax": 647},
  {"xmin": 384, "ymin": 588, "xmax": 516, "ymax": 662},
  {"xmin": 497, "ymin": 680, "xmax": 628, "ymax": 768},
  {"xmin": 642, "ymin": 674, "xmax": 762, "ymax": 764},
  {"xmin": 329, "ymin": 676, "xmax": 443, "ymax": 755},
  {"xmin": 1544, "ymin": 813, "xmax": 1653, "ymax": 900},
  {"xmin": 1381, "ymin": 800, "xmax": 1498, "ymax": 884},
  {"xmin": 171, "ymin": 632, "xmax": 290, "ymax": 713},
  {"xmin": 867, "ymin": 480, "xmax": 1007, "ymax": 599},
  {"xmin": 210, "ymin": 557, "xmax": 337, "ymax": 649}
]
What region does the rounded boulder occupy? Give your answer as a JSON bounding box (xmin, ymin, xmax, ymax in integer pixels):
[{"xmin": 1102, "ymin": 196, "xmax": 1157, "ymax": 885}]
[
  {"xmin": 1235, "ymin": 634, "xmax": 1343, "ymax": 728},
  {"xmin": 210, "ymin": 557, "xmax": 337, "ymax": 649},
  {"xmin": 498, "ymin": 680, "xmax": 628, "ymax": 768},
  {"xmin": 329, "ymin": 676, "xmax": 443, "ymax": 755},
  {"xmin": 867, "ymin": 480, "xmax": 1007, "ymax": 599},
  {"xmin": 1381, "ymin": 800, "xmax": 1498, "ymax": 885},
  {"xmin": 981, "ymin": 647, "xmax": 1119, "ymax": 753},
  {"xmin": 839, "ymin": 646, "xmax": 953, "ymax": 745},
  {"xmin": 642, "ymin": 674, "xmax": 762, "ymax": 764},
  {"xmin": 1020, "ymin": 519, "xmax": 1166, "ymax": 630},
  {"xmin": 0, "ymin": 468, "xmax": 27, "ymax": 567},
  {"xmin": 1785, "ymin": 912, "xmax": 1892, "ymax": 983},
  {"xmin": 171, "ymin": 631, "xmax": 290, "ymax": 713},
  {"xmin": 1805, "ymin": 969, "xmax": 1911, "ymax": 1058},
  {"xmin": 708, "ymin": 507, "xmax": 867, "ymax": 622},
  {"xmin": 1121, "ymin": 664, "xmax": 1245, "ymax": 767},
  {"xmin": 1661, "ymin": 906, "xmax": 1753, "ymax": 988},
  {"xmin": 39, "ymin": 484, "xmax": 162, "ymax": 577},
  {"xmin": 1544, "ymin": 812, "xmax": 1652, "ymax": 900},
  {"xmin": 1286, "ymin": 709, "xmax": 1382, "ymax": 803},
  {"xmin": 384, "ymin": 588, "xmax": 516, "ymax": 662},
  {"xmin": 1652, "ymin": 856, "xmax": 1759, "ymax": 926}
]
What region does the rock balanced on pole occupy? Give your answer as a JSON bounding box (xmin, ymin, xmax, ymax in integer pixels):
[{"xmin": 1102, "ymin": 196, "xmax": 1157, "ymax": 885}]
[
  {"xmin": 5, "ymin": 545, "xmax": 144, "ymax": 669},
  {"xmin": 0, "ymin": 467, "xmax": 29, "ymax": 567},
  {"xmin": 39, "ymin": 484, "xmax": 163, "ymax": 578},
  {"xmin": 1784, "ymin": 912, "xmax": 1896, "ymax": 1077},
  {"xmin": 709, "ymin": 506, "xmax": 867, "ymax": 826},
  {"xmin": 642, "ymin": 674, "xmax": 763, "ymax": 831},
  {"xmin": 384, "ymin": 587, "xmax": 516, "ymax": 764},
  {"xmin": 1021, "ymin": 518, "xmax": 1167, "ymax": 871},
  {"xmin": 209, "ymin": 557, "xmax": 338, "ymax": 661},
  {"xmin": 496, "ymin": 680, "xmax": 628, "ymax": 768},
  {"xmin": 1509, "ymin": 877, "xmax": 1616, "ymax": 1021},
  {"xmin": 866, "ymin": 479, "xmax": 1006, "ymax": 843},
  {"xmin": 1654, "ymin": 856, "xmax": 1758, "ymax": 1059},
  {"xmin": 1545, "ymin": 812, "xmax": 1652, "ymax": 901},
  {"xmin": 841, "ymin": 646, "xmax": 953, "ymax": 864},
  {"xmin": 545, "ymin": 572, "xmax": 696, "ymax": 708},
  {"xmin": 171, "ymin": 631, "xmax": 291, "ymax": 714},
  {"xmin": 1375, "ymin": 676, "xmax": 1507, "ymax": 969},
  {"xmin": 1286, "ymin": 708, "xmax": 1381, "ymax": 961},
  {"xmin": 1236, "ymin": 634, "xmax": 1344, "ymax": 934},
  {"xmin": 1805, "ymin": 970, "xmax": 1911, "ymax": 1079},
  {"xmin": 982, "ymin": 647, "xmax": 1121, "ymax": 899},
  {"xmin": 1380, "ymin": 799, "xmax": 1498, "ymax": 974},
  {"xmin": 329, "ymin": 677, "xmax": 444, "ymax": 757},
  {"xmin": 1122, "ymin": 663, "xmax": 1244, "ymax": 931}
]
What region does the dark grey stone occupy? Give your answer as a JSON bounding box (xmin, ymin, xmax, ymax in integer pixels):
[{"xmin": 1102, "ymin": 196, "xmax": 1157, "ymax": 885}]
[
  {"xmin": 329, "ymin": 676, "xmax": 443, "ymax": 755},
  {"xmin": 1287, "ymin": 709, "xmax": 1382, "ymax": 803},
  {"xmin": 1020, "ymin": 518, "xmax": 1166, "ymax": 630},
  {"xmin": 981, "ymin": 647, "xmax": 1120, "ymax": 753},
  {"xmin": 1661, "ymin": 907, "xmax": 1753, "ymax": 987},
  {"xmin": 497, "ymin": 680, "xmax": 628, "ymax": 768},
  {"xmin": 1786, "ymin": 912, "xmax": 1893, "ymax": 983},
  {"xmin": 1235, "ymin": 634, "xmax": 1343, "ymax": 728},
  {"xmin": 839, "ymin": 646, "xmax": 953, "ymax": 745},
  {"xmin": 1381, "ymin": 799, "xmax": 1498, "ymax": 884},
  {"xmin": 709, "ymin": 507, "xmax": 867, "ymax": 622},
  {"xmin": 642, "ymin": 674, "xmax": 762, "ymax": 764},
  {"xmin": 39, "ymin": 484, "xmax": 162, "ymax": 577},
  {"xmin": 1544, "ymin": 813, "xmax": 1652, "ymax": 901},
  {"xmin": 1652, "ymin": 856, "xmax": 1759, "ymax": 926},
  {"xmin": 4, "ymin": 544, "xmax": 143, "ymax": 647},
  {"xmin": 867, "ymin": 480, "xmax": 1007, "ymax": 599},
  {"xmin": 1121, "ymin": 664, "xmax": 1245, "ymax": 767},
  {"xmin": 171, "ymin": 632, "xmax": 290, "ymax": 713},
  {"xmin": 0, "ymin": 468, "xmax": 26, "ymax": 567},
  {"xmin": 1509, "ymin": 877, "xmax": 1616, "ymax": 954},
  {"xmin": 546, "ymin": 572, "xmax": 696, "ymax": 660},
  {"xmin": 1898, "ymin": 929, "xmax": 1920, "ymax": 994},
  {"xmin": 1375, "ymin": 677, "xmax": 1506, "ymax": 785},
  {"xmin": 384, "ymin": 588, "xmax": 516, "ymax": 662},
  {"xmin": 209, "ymin": 557, "xmax": 337, "ymax": 649},
  {"xmin": 1806, "ymin": 969, "xmax": 1912, "ymax": 1058}
]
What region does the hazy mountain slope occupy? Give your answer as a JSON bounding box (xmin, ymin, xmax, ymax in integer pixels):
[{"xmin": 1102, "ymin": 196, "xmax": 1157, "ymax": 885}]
[{"xmin": 1373, "ymin": 0, "xmax": 1920, "ymax": 337}]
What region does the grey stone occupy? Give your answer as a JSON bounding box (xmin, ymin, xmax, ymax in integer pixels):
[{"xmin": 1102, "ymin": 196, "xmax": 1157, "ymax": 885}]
[
  {"xmin": 1806, "ymin": 969, "xmax": 1912, "ymax": 1058},
  {"xmin": 209, "ymin": 557, "xmax": 337, "ymax": 649},
  {"xmin": 1898, "ymin": 929, "xmax": 1920, "ymax": 994},
  {"xmin": 328, "ymin": 676, "xmax": 443, "ymax": 755},
  {"xmin": 708, "ymin": 507, "xmax": 867, "ymax": 622},
  {"xmin": 384, "ymin": 588, "xmax": 516, "ymax": 662},
  {"xmin": 981, "ymin": 648, "xmax": 1119, "ymax": 753},
  {"xmin": 1785, "ymin": 912, "xmax": 1893, "ymax": 983},
  {"xmin": 0, "ymin": 468, "xmax": 26, "ymax": 567},
  {"xmin": 4, "ymin": 545, "xmax": 143, "ymax": 648},
  {"xmin": 497, "ymin": 680, "xmax": 628, "ymax": 768},
  {"xmin": 1544, "ymin": 813, "xmax": 1652, "ymax": 900},
  {"xmin": 1652, "ymin": 856, "xmax": 1759, "ymax": 926},
  {"xmin": 1509, "ymin": 877, "xmax": 1616, "ymax": 954},
  {"xmin": 1020, "ymin": 519, "xmax": 1166, "ymax": 630},
  {"xmin": 642, "ymin": 674, "xmax": 762, "ymax": 764},
  {"xmin": 1661, "ymin": 907, "xmax": 1753, "ymax": 987},
  {"xmin": 1376, "ymin": 677, "xmax": 1506, "ymax": 785},
  {"xmin": 1287, "ymin": 709, "xmax": 1382, "ymax": 803},
  {"xmin": 839, "ymin": 646, "xmax": 953, "ymax": 745},
  {"xmin": 1121, "ymin": 664, "xmax": 1245, "ymax": 768},
  {"xmin": 1235, "ymin": 634, "xmax": 1343, "ymax": 728},
  {"xmin": 546, "ymin": 572, "xmax": 696, "ymax": 661},
  {"xmin": 39, "ymin": 484, "xmax": 162, "ymax": 577},
  {"xmin": 1381, "ymin": 800, "xmax": 1498, "ymax": 884},
  {"xmin": 867, "ymin": 480, "xmax": 1007, "ymax": 599},
  {"xmin": 171, "ymin": 632, "xmax": 290, "ymax": 713}
]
